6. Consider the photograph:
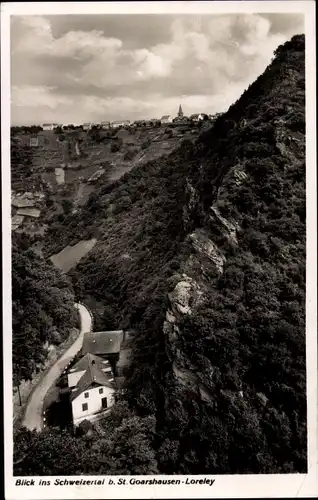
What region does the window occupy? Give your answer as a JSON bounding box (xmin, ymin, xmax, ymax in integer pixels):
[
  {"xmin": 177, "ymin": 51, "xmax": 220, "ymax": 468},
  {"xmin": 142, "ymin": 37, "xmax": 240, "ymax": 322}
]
[
  {"xmin": 84, "ymin": 392, "xmax": 89, "ymax": 398},
  {"xmin": 101, "ymin": 397, "xmax": 107, "ymax": 409},
  {"xmin": 99, "ymin": 388, "xmax": 103, "ymax": 394},
  {"xmin": 82, "ymin": 403, "xmax": 88, "ymax": 412}
]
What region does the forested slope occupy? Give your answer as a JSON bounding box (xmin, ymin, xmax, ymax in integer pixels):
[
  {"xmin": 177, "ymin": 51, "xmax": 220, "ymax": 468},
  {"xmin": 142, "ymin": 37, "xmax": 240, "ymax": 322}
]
[
  {"xmin": 18, "ymin": 34, "xmax": 306, "ymax": 474},
  {"xmin": 12, "ymin": 234, "xmax": 77, "ymax": 386}
]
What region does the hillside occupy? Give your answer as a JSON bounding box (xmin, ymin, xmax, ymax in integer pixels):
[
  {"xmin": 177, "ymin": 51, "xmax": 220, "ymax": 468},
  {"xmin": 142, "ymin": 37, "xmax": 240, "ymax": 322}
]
[
  {"xmin": 11, "ymin": 123, "xmax": 200, "ymax": 240},
  {"xmin": 16, "ymin": 34, "xmax": 306, "ymax": 475},
  {"xmin": 12, "ymin": 233, "xmax": 78, "ymax": 387}
]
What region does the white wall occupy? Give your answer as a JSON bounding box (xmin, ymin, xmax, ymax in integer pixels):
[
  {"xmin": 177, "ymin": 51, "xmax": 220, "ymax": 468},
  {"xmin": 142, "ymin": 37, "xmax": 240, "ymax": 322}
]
[
  {"xmin": 72, "ymin": 385, "xmax": 115, "ymax": 426},
  {"xmin": 67, "ymin": 370, "xmax": 86, "ymax": 388}
]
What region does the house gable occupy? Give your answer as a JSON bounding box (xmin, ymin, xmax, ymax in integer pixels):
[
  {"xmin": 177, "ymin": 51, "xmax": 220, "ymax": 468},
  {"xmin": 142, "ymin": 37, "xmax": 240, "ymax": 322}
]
[
  {"xmin": 69, "ymin": 352, "xmax": 116, "ymax": 425},
  {"xmin": 68, "ymin": 353, "xmax": 113, "ymax": 388},
  {"xmin": 70, "ymin": 355, "xmax": 116, "ymax": 402},
  {"xmin": 71, "ymin": 383, "xmax": 115, "ymax": 426}
]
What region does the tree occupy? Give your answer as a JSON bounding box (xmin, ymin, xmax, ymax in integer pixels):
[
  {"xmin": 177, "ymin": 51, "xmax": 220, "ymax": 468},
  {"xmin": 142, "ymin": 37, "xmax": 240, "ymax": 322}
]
[
  {"xmin": 12, "ymin": 235, "xmax": 77, "ymax": 385},
  {"xmin": 61, "ymin": 199, "xmax": 73, "ymax": 215},
  {"xmin": 107, "ymin": 416, "xmax": 159, "ymax": 474},
  {"xmin": 14, "ymin": 427, "xmax": 88, "ymax": 476}
]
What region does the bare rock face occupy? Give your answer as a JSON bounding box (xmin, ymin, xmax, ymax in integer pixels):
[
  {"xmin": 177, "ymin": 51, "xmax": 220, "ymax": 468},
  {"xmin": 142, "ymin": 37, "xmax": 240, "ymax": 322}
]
[
  {"xmin": 183, "ymin": 178, "xmax": 200, "ymax": 232},
  {"xmin": 189, "ymin": 229, "xmax": 226, "ymax": 273},
  {"xmin": 233, "ymin": 164, "xmax": 248, "ymax": 186},
  {"xmin": 168, "ymin": 274, "xmax": 203, "ymax": 316},
  {"xmin": 209, "ymin": 205, "xmax": 239, "ymax": 245},
  {"xmin": 163, "ymin": 274, "xmax": 203, "ymax": 358}
]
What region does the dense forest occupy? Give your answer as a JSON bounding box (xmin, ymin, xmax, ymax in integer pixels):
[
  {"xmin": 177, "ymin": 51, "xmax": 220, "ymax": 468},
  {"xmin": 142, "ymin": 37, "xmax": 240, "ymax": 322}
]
[
  {"xmin": 15, "ymin": 35, "xmax": 306, "ymax": 474},
  {"xmin": 12, "ymin": 233, "xmax": 77, "ymax": 387}
]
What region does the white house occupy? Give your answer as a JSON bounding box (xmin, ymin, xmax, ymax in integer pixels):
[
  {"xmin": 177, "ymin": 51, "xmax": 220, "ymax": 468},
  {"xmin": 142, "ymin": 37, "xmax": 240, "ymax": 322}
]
[
  {"xmin": 82, "ymin": 122, "xmax": 93, "ymax": 131},
  {"xmin": 111, "ymin": 120, "xmax": 130, "ymax": 128},
  {"xmin": 189, "ymin": 113, "xmax": 209, "ymax": 122},
  {"xmin": 68, "ymin": 353, "xmax": 116, "ymax": 426},
  {"xmin": 160, "ymin": 115, "xmax": 173, "ymax": 124},
  {"xmin": 42, "ymin": 123, "xmax": 60, "ymax": 131}
]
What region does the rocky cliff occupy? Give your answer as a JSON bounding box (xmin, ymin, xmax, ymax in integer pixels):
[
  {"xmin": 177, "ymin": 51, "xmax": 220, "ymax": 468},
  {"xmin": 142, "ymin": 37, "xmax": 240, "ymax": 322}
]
[{"xmin": 159, "ymin": 35, "xmax": 306, "ymax": 473}]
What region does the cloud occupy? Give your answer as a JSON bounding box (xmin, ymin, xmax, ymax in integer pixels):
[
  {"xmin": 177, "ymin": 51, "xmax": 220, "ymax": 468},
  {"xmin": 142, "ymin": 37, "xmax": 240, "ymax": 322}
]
[
  {"xmin": 13, "ymin": 16, "xmax": 123, "ymax": 58},
  {"xmin": 10, "ymin": 13, "xmax": 304, "ymax": 125},
  {"xmin": 12, "ymin": 85, "xmax": 73, "ymax": 109}
]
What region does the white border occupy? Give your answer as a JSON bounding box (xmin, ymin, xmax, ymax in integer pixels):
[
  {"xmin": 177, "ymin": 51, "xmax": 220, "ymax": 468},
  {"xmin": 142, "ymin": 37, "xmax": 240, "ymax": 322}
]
[{"xmin": 1, "ymin": 2, "xmax": 317, "ymax": 499}]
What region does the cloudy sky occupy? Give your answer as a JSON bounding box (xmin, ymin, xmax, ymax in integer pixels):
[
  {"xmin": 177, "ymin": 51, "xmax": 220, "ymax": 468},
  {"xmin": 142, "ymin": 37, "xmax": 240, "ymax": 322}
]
[{"xmin": 11, "ymin": 13, "xmax": 304, "ymax": 125}]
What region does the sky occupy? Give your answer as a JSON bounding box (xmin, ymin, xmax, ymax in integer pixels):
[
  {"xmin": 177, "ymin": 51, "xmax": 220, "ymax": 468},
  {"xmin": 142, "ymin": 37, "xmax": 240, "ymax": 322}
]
[{"xmin": 10, "ymin": 13, "xmax": 304, "ymax": 126}]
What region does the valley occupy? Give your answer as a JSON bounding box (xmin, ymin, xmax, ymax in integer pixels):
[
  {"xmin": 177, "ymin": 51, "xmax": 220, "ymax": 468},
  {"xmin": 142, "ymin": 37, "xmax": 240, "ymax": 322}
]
[
  {"xmin": 12, "ymin": 34, "xmax": 307, "ymax": 477},
  {"xmin": 11, "ymin": 123, "xmax": 199, "ymax": 241}
]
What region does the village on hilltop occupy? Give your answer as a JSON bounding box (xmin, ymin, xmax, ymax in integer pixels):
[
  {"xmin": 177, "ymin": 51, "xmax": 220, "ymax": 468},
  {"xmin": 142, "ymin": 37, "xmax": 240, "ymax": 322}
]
[{"xmin": 12, "ymin": 105, "xmax": 223, "ymax": 138}]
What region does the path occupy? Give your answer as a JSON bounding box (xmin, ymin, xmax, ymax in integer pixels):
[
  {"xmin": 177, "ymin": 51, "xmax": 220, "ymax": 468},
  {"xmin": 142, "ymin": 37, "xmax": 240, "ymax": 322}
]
[{"xmin": 22, "ymin": 303, "xmax": 92, "ymax": 431}]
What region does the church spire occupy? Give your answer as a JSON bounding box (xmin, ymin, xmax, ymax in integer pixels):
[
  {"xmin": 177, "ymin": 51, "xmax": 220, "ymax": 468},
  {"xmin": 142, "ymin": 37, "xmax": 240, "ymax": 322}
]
[{"xmin": 178, "ymin": 104, "xmax": 184, "ymax": 118}]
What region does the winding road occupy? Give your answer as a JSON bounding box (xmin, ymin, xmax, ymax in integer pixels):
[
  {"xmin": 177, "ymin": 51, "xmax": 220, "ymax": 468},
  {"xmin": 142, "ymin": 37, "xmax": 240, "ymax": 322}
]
[{"xmin": 22, "ymin": 303, "xmax": 92, "ymax": 431}]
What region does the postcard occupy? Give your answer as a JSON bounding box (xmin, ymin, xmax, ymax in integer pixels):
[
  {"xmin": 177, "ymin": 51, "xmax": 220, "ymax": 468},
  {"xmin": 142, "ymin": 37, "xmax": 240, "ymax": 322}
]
[{"xmin": 2, "ymin": 1, "xmax": 317, "ymax": 499}]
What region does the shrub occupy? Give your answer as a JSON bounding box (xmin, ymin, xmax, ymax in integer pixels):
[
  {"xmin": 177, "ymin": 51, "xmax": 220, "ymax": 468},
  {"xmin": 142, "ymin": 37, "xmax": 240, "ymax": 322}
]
[
  {"xmin": 111, "ymin": 142, "xmax": 121, "ymax": 153},
  {"xmin": 141, "ymin": 139, "xmax": 151, "ymax": 150},
  {"xmin": 124, "ymin": 148, "xmax": 138, "ymax": 161}
]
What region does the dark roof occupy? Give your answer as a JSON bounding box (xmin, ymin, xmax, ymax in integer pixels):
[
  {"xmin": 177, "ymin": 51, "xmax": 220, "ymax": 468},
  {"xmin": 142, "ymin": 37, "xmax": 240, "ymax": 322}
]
[
  {"xmin": 69, "ymin": 353, "xmax": 111, "ymax": 374},
  {"xmin": 70, "ymin": 357, "xmax": 116, "ymax": 401},
  {"xmin": 82, "ymin": 330, "xmax": 124, "ymax": 356}
]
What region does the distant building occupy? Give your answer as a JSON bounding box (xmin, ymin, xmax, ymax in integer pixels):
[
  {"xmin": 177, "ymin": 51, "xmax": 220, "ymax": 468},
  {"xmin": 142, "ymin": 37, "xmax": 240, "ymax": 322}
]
[
  {"xmin": 177, "ymin": 104, "xmax": 184, "ymax": 118},
  {"xmin": 160, "ymin": 115, "xmax": 173, "ymax": 124},
  {"xmin": 101, "ymin": 121, "xmax": 111, "ymax": 129},
  {"xmin": 29, "ymin": 137, "xmax": 39, "ymax": 147},
  {"xmin": 82, "ymin": 123, "xmax": 93, "ymax": 131},
  {"xmin": 133, "ymin": 120, "xmax": 146, "ymax": 127},
  {"xmin": 16, "ymin": 207, "xmax": 41, "ymax": 218},
  {"xmin": 189, "ymin": 113, "xmax": 208, "ymax": 122},
  {"xmin": 68, "ymin": 353, "xmax": 116, "ymax": 426},
  {"xmin": 12, "ymin": 191, "xmax": 45, "ymax": 208},
  {"xmin": 12, "ymin": 215, "xmax": 25, "ymax": 231},
  {"xmin": 42, "ymin": 123, "xmax": 60, "ymax": 131},
  {"xmin": 111, "ymin": 120, "xmax": 131, "ymax": 128}
]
